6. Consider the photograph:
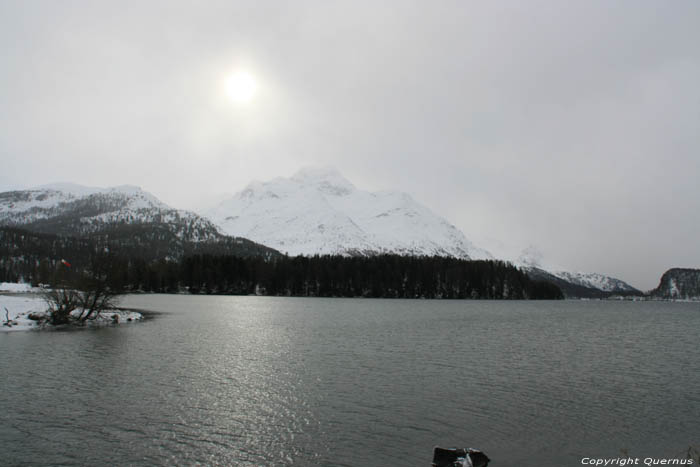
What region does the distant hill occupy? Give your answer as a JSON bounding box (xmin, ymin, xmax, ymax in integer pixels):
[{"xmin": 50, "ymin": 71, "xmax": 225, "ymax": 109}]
[
  {"xmin": 650, "ymin": 268, "xmax": 700, "ymax": 300},
  {"xmin": 0, "ymin": 185, "xmax": 280, "ymax": 263},
  {"xmin": 524, "ymin": 267, "xmax": 641, "ymax": 299},
  {"xmin": 0, "ymin": 225, "xmax": 278, "ymax": 285},
  {"xmin": 514, "ymin": 246, "xmax": 641, "ymax": 298}
]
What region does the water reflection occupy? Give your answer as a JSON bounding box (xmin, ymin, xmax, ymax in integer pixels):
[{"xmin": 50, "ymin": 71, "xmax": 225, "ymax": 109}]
[{"xmin": 0, "ymin": 297, "xmax": 698, "ymax": 466}]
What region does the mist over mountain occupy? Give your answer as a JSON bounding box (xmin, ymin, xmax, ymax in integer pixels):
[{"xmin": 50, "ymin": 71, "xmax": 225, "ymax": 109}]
[
  {"xmin": 0, "ymin": 171, "xmax": 670, "ymax": 297},
  {"xmin": 0, "ymin": 181, "xmax": 561, "ymax": 300},
  {"xmin": 511, "ymin": 245, "xmax": 640, "ymax": 297},
  {"xmin": 204, "ymin": 168, "xmax": 646, "ymax": 296}
]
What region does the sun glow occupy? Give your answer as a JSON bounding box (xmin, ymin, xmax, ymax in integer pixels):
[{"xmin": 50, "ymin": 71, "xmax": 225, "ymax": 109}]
[{"xmin": 225, "ymin": 71, "xmax": 258, "ymax": 103}]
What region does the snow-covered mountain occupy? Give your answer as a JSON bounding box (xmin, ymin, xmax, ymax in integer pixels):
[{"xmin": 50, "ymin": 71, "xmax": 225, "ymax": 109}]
[
  {"xmin": 0, "ymin": 175, "xmax": 644, "ymax": 297},
  {"xmin": 514, "ymin": 245, "xmax": 639, "ymax": 296},
  {"xmin": 206, "ymin": 167, "xmax": 493, "ymax": 260},
  {"xmin": 545, "ymin": 270, "xmax": 638, "ymax": 293},
  {"xmin": 0, "ymin": 184, "xmax": 219, "ymax": 241},
  {"xmin": 0, "ymin": 184, "xmax": 279, "ymax": 260},
  {"xmin": 0, "ymin": 183, "xmax": 167, "ymax": 223}
]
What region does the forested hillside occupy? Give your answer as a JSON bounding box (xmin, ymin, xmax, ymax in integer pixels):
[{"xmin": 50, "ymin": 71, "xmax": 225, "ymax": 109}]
[
  {"xmin": 0, "ymin": 226, "xmax": 278, "ymax": 284},
  {"xmin": 0, "ymin": 227, "xmax": 562, "ymax": 299}
]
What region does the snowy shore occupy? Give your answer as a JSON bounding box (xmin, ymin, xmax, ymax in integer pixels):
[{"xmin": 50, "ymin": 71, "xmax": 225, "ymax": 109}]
[{"xmin": 1, "ymin": 283, "xmax": 143, "ymax": 332}]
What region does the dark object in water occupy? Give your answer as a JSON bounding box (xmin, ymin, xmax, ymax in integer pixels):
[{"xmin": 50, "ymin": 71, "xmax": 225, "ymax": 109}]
[{"xmin": 432, "ymin": 447, "xmax": 490, "ymax": 467}]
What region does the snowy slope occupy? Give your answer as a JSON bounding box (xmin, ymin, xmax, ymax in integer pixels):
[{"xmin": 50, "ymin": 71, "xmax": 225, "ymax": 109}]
[
  {"xmin": 546, "ymin": 270, "xmax": 638, "ymax": 293},
  {"xmin": 206, "ymin": 167, "xmax": 492, "ymax": 259},
  {"xmin": 0, "ymin": 184, "xmax": 220, "ymax": 242},
  {"xmin": 0, "ymin": 188, "xmax": 80, "ymax": 222},
  {"xmin": 0, "ymin": 184, "xmax": 165, "ymax": 221},
  {"xmin": 514, "ymin": 245, "xmax": 639, "ymax": 293}
]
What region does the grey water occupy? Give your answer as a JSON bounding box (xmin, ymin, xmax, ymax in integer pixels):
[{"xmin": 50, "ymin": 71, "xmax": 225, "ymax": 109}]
[{"xmin": 1, "ymin": 296, "xmax": 698, "ymax": 466}]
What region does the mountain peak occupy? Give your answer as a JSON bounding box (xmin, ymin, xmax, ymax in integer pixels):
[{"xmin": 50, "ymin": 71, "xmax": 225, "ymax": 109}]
[
  {"xmin": 109, "ymin": 184, "xmax": 145, "ymax": 194},
  {"xmin": 35, "ymin": 182, "xmax": 147, "ymax": 197},
  {"xmin": 35, "ymin": 182, "xmax": 102, "ymax": 197},
  {"xmin": 22, "ymin": 182, "xmax": 168, "ymax": 211},
  {"xmin": 207, "ymin": 168, "xmax": 492, "ymax": 260},
  {"xmin": 291, "ymin": 166, "xmax": 355, "ymax": 196}
]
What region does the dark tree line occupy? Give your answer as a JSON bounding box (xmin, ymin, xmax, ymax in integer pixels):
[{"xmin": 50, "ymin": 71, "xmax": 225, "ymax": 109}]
[
  {"xmin": 0, "ymin": 224, "xmax": 276, "ymax": 284},
  {"xmin": 174, "ymin": 254, "xmax": 563, "ymax": 299},
  {"xmin": 0, "ymin": 227, "xmax": 563, "ymax": 299},
  {"xmin": 0, "ymin": 227, "xmax": 97, "ymax": 284}
]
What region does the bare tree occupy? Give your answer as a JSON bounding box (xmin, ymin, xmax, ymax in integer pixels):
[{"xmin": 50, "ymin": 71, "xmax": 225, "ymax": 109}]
[
  {"xmin": 42, "ymin": 287, "xmax": 81, "ymax": 325},
  {"xmin": 75, "ymin": 277, "xmax": 120, "ymax": 322},
  {"xmin": 76, "ymin": 253, "xmax": 122, "ymax": 321},
  {"xmin": 43, "ymin": 253, "xmax": 122, "ymax": 325}
]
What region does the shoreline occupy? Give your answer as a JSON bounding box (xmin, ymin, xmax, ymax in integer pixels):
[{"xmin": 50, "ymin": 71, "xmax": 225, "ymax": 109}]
[
  {"xmin": 0, "ymin": 291, "xmax": 144, "ymax": 332},
  {"xmin": 1, "ymin": 283, "xmax": 697, "ymax": 333}
]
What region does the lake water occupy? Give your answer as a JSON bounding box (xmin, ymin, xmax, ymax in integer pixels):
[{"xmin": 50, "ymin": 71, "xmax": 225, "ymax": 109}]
[{"xmin": 1, "ymin": 296, "xmax": 698, "ymax": 466}]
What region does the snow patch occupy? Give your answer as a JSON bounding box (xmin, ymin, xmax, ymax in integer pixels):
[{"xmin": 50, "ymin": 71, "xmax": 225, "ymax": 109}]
[
  {"xmin": 0, "ymin": 295, "xmax": 47, "ymax": 331},
  {"xmin": 668, "ymin": 278, "xmax": 679, "ymax": 298},
  {"xmin": 0, "ymin": 282, "xmax": 36, "ymax": 293},
  {"xmin": 1, "ymin": 295, "xmax": 143, "ymax": 332}
]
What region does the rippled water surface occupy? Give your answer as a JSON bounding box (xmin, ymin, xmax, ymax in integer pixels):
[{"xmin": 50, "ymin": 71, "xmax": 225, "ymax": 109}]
[{"xmin": 1, "ymin": 296, "xmax": 698, "ymax": 466}]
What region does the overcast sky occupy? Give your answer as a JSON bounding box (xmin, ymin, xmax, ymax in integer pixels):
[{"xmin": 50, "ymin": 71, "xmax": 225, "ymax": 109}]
[{"xmin": 1, "ymin": 0, "xmax": 698, "ymax": 290}]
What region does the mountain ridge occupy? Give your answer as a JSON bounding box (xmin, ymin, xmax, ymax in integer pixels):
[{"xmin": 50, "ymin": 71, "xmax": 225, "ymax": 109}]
[
  {"xmin": 0, "ymin": 184, "xmax": 279, "ymax": 261},
  {"xmin": 511, "ymin": 245, "xmax": 640, "ymax": 296},
  {"xmin": 0, "ymin": 173, "xmax": 653, "ymax": 297}
]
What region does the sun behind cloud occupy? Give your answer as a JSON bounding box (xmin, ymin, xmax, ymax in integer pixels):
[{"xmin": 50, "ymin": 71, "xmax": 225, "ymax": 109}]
[{"xmin": 225, "ymin": 71, "xmax": 258, "ymax": 104}]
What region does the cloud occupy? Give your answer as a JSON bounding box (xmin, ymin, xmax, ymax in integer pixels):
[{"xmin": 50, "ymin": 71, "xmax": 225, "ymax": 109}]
[{"xmin": 1, "ymin": 0, "xmax": 698, "ymax": 289}]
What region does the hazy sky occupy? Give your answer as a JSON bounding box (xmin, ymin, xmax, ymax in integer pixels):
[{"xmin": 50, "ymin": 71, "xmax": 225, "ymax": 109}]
[{"xmin": 1, "ymin": 0, "xmax": 698, "ymax": 290}]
